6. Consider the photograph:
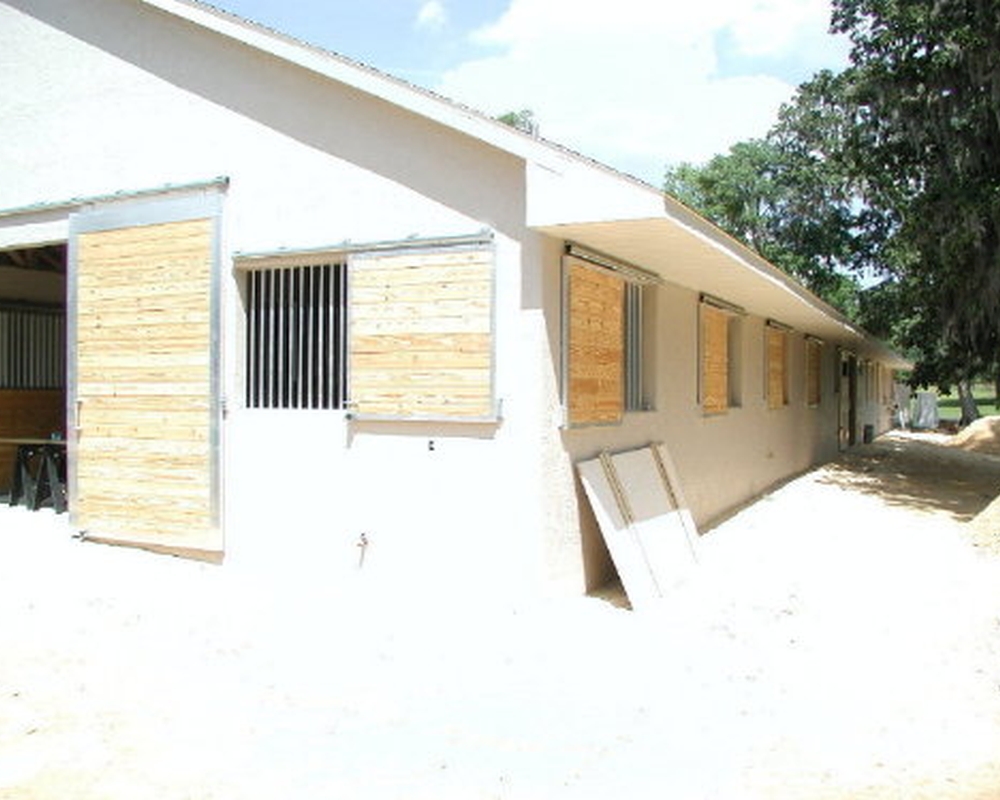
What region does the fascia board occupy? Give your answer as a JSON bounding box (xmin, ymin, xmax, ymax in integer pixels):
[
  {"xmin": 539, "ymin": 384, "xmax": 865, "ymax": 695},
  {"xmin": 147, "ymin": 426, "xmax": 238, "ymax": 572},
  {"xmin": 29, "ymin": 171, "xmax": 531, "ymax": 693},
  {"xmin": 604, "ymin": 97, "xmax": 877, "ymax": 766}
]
[{"xmin": 536, "ymin": 213, "xmax": 909, "ymax": 369}]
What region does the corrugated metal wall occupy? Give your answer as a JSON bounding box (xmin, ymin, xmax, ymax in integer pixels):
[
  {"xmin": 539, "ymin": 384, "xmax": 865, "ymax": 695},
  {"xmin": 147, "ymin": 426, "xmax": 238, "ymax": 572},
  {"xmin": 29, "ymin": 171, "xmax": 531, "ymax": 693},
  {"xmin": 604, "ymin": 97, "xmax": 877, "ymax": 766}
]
[{"xmin": 0, "ymin": 306, "xmax": 65, "ymax": 389}]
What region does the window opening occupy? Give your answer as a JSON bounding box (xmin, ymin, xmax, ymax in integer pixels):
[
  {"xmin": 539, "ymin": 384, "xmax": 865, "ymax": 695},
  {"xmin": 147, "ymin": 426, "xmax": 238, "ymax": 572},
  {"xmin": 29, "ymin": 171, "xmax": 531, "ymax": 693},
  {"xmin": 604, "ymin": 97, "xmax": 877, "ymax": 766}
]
[
  {"xmin": 624, "ymin": 282, "xmax": 645, "ymax": 412},
  {"xmin": 563, "ymin": 245, "xmax": 660, "ymax": 425},
  {"xmin": 245, "ymin": 263, "xmax": 347, "ymax": 409}
]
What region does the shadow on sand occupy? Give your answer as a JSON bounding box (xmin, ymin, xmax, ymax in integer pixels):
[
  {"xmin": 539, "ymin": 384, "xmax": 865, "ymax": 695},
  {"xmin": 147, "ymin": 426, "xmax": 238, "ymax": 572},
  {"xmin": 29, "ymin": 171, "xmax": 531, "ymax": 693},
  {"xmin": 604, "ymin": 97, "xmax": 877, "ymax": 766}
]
[{"xmin": 817, "ymin": 432, "xmax": 1000, "ymax": 523}]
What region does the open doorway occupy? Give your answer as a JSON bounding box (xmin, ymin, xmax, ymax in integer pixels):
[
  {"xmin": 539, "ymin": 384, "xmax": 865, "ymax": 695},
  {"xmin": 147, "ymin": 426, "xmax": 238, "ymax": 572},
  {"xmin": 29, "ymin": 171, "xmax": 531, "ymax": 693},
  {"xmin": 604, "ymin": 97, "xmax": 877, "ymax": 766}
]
[
  {"xmin": 0, "ymin": 243, "xmax": 68, "ymax": 508},
  {"xmin": 839, "ymin": 352, "xmax": 858, "ymax": 450}
]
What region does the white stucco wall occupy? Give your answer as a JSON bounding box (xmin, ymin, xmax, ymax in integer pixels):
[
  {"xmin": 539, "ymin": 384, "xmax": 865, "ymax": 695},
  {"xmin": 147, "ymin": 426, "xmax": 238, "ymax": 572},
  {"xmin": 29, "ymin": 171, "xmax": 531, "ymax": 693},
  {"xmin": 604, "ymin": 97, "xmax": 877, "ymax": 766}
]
[
  {"xmin": 535, "ymin": 242, "xmax": 852, "ymax": 593},
  {"xmin": 0, "ymin": 0, "xmax": 555, "ymax": 598},
  {"xmin": 0, "ymin": 0, "xmax": 899, "ymax": 600}
]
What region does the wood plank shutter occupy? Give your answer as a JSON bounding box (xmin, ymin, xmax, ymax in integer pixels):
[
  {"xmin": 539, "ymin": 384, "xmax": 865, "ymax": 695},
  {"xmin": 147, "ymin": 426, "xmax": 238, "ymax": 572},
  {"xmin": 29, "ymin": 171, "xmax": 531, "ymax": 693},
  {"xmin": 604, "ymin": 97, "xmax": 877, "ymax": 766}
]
[
  {"xmin": 349, "ymin": 246, "xmax": 494, "ymax": 419},
  {"xmin": 766, "ymin": 326, "xmax": 788, "ymax": 409},
  {"xmin": 806, "ymin": 339, "xmax": 822, "ymax": 406},
  {"xmin": 566, "ymin": 261, "xmax": 624, "ymax": 426},
  {"xmin": 71, "ymin": 206, "xmax": 221, "ymax": 557},
  {"xmin": 700, "ymin": 304, "xmax": 729, "ymax": 414}
]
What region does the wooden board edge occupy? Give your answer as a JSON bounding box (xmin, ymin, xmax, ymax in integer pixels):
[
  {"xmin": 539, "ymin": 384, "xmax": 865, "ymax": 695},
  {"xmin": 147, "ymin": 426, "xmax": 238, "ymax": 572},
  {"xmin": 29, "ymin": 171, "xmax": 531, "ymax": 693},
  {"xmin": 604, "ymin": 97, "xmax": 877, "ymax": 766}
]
[{"xmin": 82, "ymin": 533, "xmax": 224, "ymax": 564}]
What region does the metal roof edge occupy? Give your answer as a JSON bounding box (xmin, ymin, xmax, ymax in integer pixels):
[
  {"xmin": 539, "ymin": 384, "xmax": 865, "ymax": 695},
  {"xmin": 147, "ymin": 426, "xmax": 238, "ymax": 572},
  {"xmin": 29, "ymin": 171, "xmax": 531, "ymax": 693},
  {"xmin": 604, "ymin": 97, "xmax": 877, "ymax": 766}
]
[
  {"xmin": 659, "ymin": 197, "xmax": 909, "ymax": 368},
  {"xmin": 0, "ymin": 176, "xmax": 230, "ymax": 220}
]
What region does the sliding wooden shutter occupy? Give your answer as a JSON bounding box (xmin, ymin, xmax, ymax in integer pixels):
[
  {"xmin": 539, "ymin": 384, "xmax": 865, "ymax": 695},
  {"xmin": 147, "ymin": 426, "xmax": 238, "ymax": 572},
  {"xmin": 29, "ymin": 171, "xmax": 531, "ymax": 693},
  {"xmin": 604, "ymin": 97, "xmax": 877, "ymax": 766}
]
[
  {"xmin": 806, "ymin": 339, "xmax": 822, "ymax": 406},
  {"xmin": 566, "ymin": 261, "xmax": 624, "ymax": 426},
  {"xmin": 349, "ymin": 246, "xmax": 494, "ymax": 419},
  {"xmin": 700, "ymin": 304, "xmax": 729, "ymax": 415},
  {"xmin": 71, "ymin": 196, "xmax": 221, "ymax": 557},
  {"xmin": 766, "ymin": 326, "xmax": 788, "ymax": 409}
]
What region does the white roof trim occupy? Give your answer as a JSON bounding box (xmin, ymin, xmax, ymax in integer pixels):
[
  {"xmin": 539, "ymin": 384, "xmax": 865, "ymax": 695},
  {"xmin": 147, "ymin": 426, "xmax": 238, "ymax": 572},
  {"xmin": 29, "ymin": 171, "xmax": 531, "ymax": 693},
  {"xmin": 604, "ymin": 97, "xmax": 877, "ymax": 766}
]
[{"xmin": 661, "ymin": 195, "xmax": 862, "ymax": 338}]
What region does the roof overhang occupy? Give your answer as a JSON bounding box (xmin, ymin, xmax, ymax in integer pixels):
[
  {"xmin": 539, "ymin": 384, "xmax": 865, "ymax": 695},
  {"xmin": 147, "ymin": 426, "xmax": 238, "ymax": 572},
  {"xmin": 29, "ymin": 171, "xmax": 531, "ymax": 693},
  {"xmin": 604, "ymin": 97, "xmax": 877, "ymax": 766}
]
[{"xmin": 535, "ymin": 202, "xmax": 910, "ymax": 370}]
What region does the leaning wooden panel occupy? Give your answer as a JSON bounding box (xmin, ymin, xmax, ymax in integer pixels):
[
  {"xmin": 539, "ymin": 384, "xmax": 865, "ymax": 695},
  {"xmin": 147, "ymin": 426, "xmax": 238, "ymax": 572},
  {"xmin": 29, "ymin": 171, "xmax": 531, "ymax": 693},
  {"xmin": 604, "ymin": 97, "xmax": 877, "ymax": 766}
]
[
  {"xmin": 73, "ymin": 217, "xmax": 220, "ymax": 554},
  {"xmin": 567, "ymin": 262, "xmax": 624, "ymax": 426},
  {"xmin": 349, "ymin": 247, "xmax": 494, "ymax": 419},
  {"xmin": 577, "ymin": 444, "xmax": 698, "ymax": 611}
]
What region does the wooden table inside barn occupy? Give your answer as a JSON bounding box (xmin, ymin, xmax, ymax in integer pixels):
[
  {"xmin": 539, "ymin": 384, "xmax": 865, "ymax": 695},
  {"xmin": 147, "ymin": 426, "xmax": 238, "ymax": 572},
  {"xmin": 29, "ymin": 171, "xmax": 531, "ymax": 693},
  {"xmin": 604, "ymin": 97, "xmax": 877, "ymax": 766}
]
[{"xmin": 2, "ymin": 438, "xmax": 66, "ymax": 513}]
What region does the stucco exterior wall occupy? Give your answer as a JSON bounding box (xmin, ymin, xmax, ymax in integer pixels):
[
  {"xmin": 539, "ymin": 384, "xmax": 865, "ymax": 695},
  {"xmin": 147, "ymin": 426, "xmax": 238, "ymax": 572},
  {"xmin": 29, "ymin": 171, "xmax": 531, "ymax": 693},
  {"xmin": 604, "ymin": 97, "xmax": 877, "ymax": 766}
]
[
  {"xmin": 1, "ymin": 0, "xmax": 901, "ymax": 600},
  {"xmin": 536, "ymin": 241, "xmax": 849, "ymax": 593},
  {"xmin": 0, "ymin": 0, "xmax": 555, "ymax": 596}
]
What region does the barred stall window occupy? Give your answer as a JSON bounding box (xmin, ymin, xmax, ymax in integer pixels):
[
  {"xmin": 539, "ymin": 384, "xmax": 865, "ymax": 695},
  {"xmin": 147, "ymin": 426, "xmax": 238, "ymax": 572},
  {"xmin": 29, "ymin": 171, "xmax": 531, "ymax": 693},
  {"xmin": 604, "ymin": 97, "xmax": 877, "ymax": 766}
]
[
  {"xmin": 245, "ymin": 263, "xmax": 347, "ymax": 409},
  {"xmin": 624, "ymin": 282, "xmax": 645, "ymax": 413},
  {"xmin": 0, "ymin": 306, "xmax": 66, "ymax": 389}
]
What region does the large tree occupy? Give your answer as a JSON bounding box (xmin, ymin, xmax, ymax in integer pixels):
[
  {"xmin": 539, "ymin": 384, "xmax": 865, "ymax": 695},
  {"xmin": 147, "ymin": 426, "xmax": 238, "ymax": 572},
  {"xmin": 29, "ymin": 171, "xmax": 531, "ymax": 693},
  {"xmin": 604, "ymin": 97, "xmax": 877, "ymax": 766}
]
[
  {"xmin": 668, "ymin": 0, "xmax": 1000, "ymax": 423},
  {"xmin": 828, "ymin": 0, "xmax": 1000, "ymax": 420},
  {"xmin": 665, "ymin": 103, "xmax": 866, "ymax": 318}
]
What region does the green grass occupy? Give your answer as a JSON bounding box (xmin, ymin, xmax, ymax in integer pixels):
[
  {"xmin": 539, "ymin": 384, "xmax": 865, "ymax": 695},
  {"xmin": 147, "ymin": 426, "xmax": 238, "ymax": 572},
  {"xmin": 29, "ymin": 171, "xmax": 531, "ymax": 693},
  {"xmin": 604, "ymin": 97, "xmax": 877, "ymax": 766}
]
[{"xmin": 935, "ymin": 383, "xmax": 1000, "ymax": 421}]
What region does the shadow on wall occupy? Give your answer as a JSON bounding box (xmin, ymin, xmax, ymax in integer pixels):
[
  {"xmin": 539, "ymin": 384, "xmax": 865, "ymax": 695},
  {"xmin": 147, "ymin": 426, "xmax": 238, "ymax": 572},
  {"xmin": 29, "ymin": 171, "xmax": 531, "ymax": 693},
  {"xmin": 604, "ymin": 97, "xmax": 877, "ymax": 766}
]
[
  {"xmin": 8, "ymin": 0, "xmax": 526, "ymax": 238},
  {"xmin": 575, "ymin": 473, "xmax": 616, "ymax": 592}
]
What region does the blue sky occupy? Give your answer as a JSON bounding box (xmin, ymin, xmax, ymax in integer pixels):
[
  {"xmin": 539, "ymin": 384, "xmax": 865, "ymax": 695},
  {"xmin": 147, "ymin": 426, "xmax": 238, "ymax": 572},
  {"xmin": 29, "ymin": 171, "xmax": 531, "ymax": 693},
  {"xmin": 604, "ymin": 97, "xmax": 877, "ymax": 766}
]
[{"xmin": 209, "ymin": 0, "xmax": 851, "ymax": 185}]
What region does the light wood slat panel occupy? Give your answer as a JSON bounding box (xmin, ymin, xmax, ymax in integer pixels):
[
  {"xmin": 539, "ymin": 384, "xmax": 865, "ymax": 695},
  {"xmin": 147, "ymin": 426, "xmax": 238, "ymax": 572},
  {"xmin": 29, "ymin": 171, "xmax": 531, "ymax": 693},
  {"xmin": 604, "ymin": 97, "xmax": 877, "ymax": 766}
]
[
  {"xmin": 81, "ymin": 395, "xmax": 209, "ymax": 413},
  {"xmin": 806, "ymin": 340, "xmax": 822, "ymax": 406},
  {"xmin": 76, "ymin": 310, "xmax": 210, "ymax": 327},
  {"xmin": 767, "ymin": 327, "xmax": 788, "ymax": 409},
  {"xmin": 349, "ymin": 248, "xmax": 493, "ymax": 418},
  {"xmin": 70, "ymin": 325, "xmax": 207, "ymax": 344},
  {"xmin": 351, "ymin": 314, "xmax": 490, "ymax": 336},
  {"xmin": 75, "ymin": 382, "xmax": 210, "ymax": 397},
  {"xmin": 78, "ymin": 365, "xmax": 209, "ymax": 384},
  {"xmin": 349, "ymin": 252, "xmax": 487, "ymax": 283},
  {"xmin": 78, "ymin": 278, "xmax": 210, "ymax": 300},
  {"xmin": 75, "ymin": 217, "xmax": 218, "ymax": 552},
  {"xmin": 701, "ymin": 304, "xmax": 729, "ymax": 415},
  {"xmin": 83, "ymin": 425, "xmax": 208, "ymax": 443},
  {"xmin": 77, "ymin": 340, "xmax": 209, "ymax": 357},
  {"xmin": 567, "ymin": 263, "xmax": 624, "ymax": 425},
  {"xmin": 78, "ymin": 473, "xmax": 209, "ymax": 496},
  {"xmin": 0, "ymin": 389, "xmax": 64, "ymax": 490},
  {"xmin": 76, "ymin": 433, "xmax": 208, "ymax": 458},
  {"xmin": 77, "ymin": 352, "xmax": 210, "ymax": 369}
]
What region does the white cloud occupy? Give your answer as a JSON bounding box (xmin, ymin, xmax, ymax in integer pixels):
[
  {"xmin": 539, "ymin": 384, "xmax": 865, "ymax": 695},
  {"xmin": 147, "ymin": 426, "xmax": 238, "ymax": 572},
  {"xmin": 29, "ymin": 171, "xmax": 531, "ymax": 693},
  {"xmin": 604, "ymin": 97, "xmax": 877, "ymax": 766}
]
[
  {"xmin": 415, "ymin": 0, "xmax": 447, "ymax": 32},
  {"xmin": 436, "ymin": 0, "xmax": 849, "ymax": 184}
]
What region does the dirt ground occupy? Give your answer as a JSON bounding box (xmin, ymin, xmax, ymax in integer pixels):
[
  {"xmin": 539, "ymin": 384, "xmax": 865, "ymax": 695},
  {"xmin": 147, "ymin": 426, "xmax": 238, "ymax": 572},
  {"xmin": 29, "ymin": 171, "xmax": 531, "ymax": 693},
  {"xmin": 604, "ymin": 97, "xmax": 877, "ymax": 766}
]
[{"xmin": 3, "ymin": 431, "xmax": 1000, "ymax": 799}]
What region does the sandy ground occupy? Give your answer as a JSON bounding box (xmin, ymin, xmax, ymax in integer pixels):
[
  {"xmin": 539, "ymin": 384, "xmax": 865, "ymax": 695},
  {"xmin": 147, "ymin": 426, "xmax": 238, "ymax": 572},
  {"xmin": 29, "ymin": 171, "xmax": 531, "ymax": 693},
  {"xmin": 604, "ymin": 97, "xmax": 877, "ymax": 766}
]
[{"xmin": 3, "ymin": 432, "xmax": 1000, "ymax": 799}]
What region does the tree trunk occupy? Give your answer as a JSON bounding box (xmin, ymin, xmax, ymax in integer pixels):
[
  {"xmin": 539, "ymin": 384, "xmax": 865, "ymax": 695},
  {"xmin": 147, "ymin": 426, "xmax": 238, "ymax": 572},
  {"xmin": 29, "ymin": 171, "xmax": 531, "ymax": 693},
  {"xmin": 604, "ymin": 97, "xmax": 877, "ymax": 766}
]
[{"xmin": 958, "ymin": 379, "xmax": 981, "ymax": 427}]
